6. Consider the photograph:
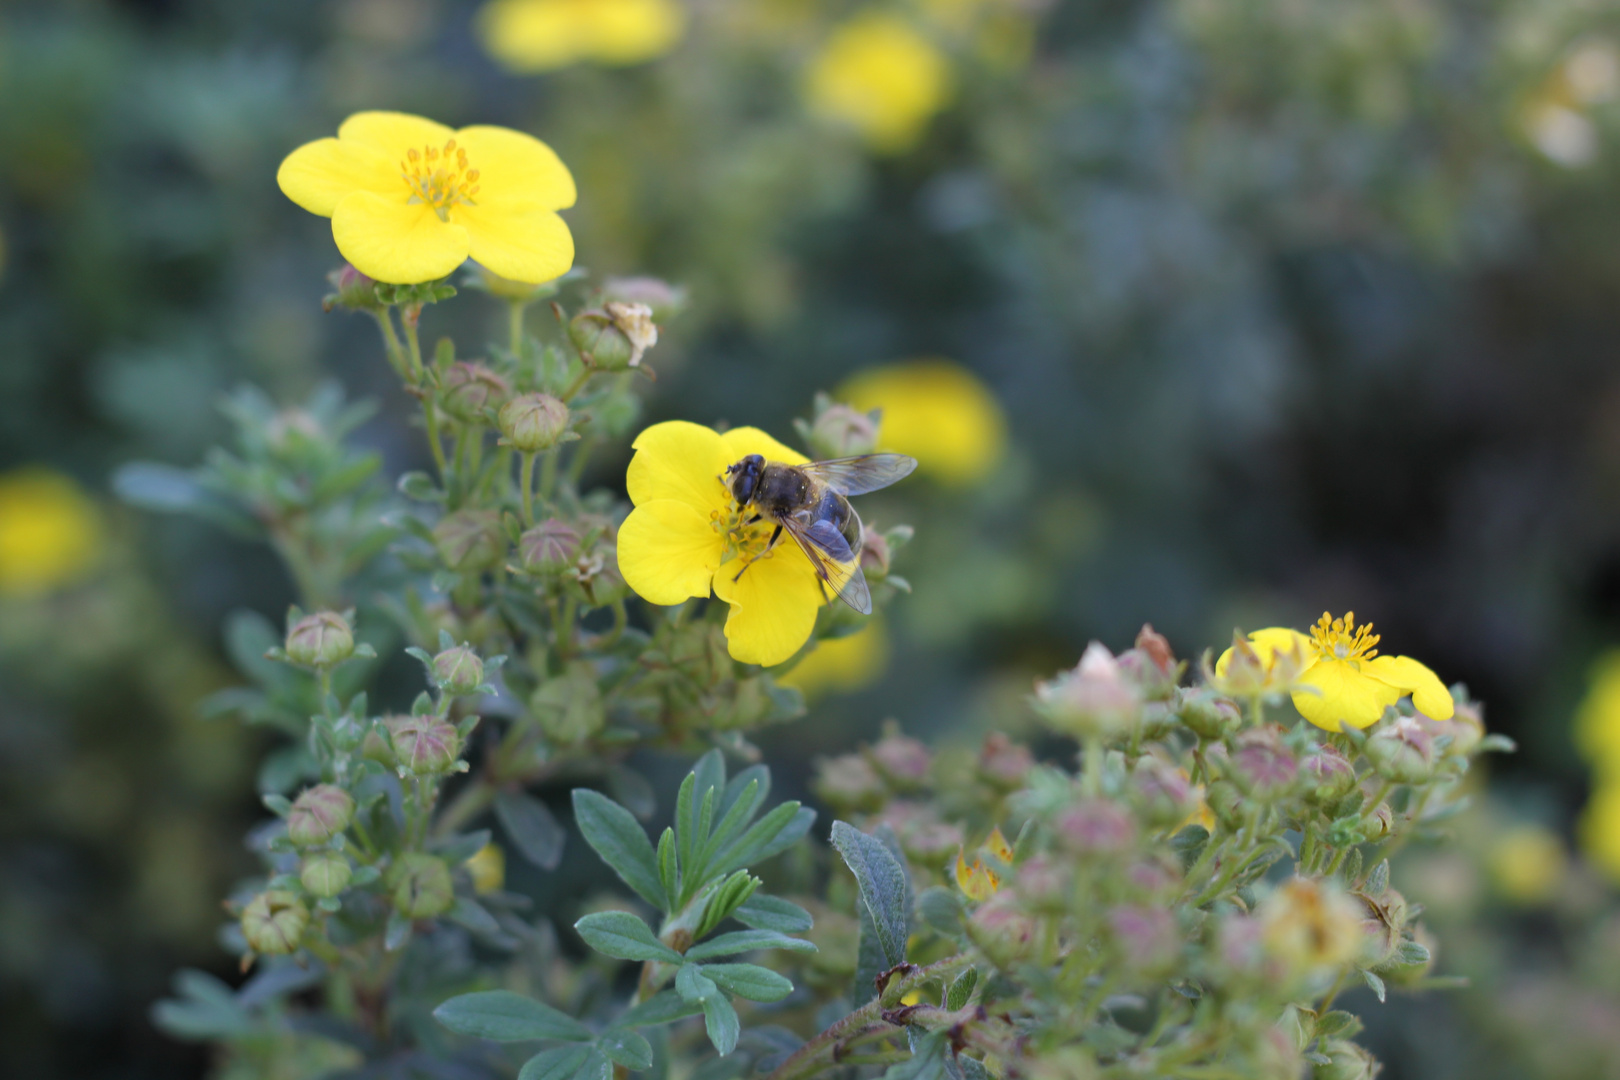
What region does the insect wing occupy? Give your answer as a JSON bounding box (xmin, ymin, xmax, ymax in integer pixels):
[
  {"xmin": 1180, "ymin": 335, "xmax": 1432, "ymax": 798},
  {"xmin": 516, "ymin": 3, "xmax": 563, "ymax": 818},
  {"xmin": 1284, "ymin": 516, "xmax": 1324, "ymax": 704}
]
[
  {"xmin": 797, "ymin": 454, "xmax": 918, "ymax": 497},
  {"xmin": 782, "ymin": 517, "xmax": 873, "ymax": 615}
]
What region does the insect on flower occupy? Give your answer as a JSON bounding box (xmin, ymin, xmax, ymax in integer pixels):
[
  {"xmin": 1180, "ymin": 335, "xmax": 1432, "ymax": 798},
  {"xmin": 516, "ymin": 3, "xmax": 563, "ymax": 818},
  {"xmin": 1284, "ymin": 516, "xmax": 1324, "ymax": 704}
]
[{"xmin": 721, "ymin": 451, "xmax": 916, "ymax": 615}]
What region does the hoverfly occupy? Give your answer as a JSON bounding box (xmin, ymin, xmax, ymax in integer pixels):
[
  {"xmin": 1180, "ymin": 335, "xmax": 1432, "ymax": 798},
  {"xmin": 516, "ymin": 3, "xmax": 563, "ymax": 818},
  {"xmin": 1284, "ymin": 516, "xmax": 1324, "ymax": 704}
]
[{"xmin": 722, "ymin": 452, "xmax": 918, "ymax": 615}]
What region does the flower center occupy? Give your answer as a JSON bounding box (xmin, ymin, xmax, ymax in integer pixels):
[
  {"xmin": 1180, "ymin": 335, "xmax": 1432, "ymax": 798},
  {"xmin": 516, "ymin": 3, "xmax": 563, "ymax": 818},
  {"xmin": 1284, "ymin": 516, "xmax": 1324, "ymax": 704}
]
[
  {"xmin": 400, "ymin": 138, "xmax": 481, "ymax": 221},
  {"xmin": 710, "ymin": 501, "xmax": 777, "ymax": 563},
  {"xmin": 1308, "ymin": 611, "xmax": 1379, "ymax": 665}
]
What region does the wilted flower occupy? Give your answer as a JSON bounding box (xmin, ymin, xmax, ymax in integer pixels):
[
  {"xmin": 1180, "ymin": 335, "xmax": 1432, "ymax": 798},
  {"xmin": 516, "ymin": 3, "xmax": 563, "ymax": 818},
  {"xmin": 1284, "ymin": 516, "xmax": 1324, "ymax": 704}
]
[
  {"xmin": 837, "ymin": 359, "xmax": 1006, "ymax": 485},
  {"xmin": 601, "ymin": 276, "xmax": 687, "ymax": 321},
  {"xmin": 287, "ymin": 784, "xmax": 355, "ymax": 846},
  {"xmin": 0, "ymin": 468, "xmax": 102, "ymax": 596},
  {"xmin": 1258, "ymin": 877, "xmax": 1362, "ymax": 981},
  {"xmin": 604, "ymin": 301, "xmax": 658, "ymax": 367},
  {"xmin": 955, "ymin": 848, "xmax": 1002, "ymax": 902}
]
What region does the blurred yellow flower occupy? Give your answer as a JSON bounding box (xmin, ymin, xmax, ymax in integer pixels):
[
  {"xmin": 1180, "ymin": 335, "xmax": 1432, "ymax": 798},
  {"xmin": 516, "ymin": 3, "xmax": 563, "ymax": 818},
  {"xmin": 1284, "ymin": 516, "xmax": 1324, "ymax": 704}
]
[
  {"xmin": 805, "ymin": 13, "xmax": 952, "ymax": 154},
  {"xmin": 0, "ymin": 468, "xmax": 102, "ymax": 596},
  {"xmin": 777, "ymin": 621, "xmax": 889, "ymax": 700},
  {"xmin": 616, "ymin": 421, "xmax": 825, "ymax": 666},
  {"xmin": 464, "ymin": 842, "xmax": 506, "ymax": 895},
  {"xmin": 1574, "ymin": 650, "xmax": 1620, "ymax": 774},
  {"xmin": 837, "ymin": 359, "xmax": 1006, "ymax": 486},
  {"xmin": 1216, "ymin": 613, "xmax": 1453, "ymax": 732},
  {"xmin": 476, "ymin": 0, "xmax": 685, "ymax": 73},
  {"xmin": 1486, "ymin": 824, "xmax": 1566, "ymax": 905},
  {"xmin": 1581, "ymin": 783, "xmax": 1620, "ymax": 884},
  {"xmin": 915, "ymin": 0, "xmax": 1035, "ymax": 70},
  {"xmin": 277, "ymin": 111, "xmax": 576, "ymax": 285},
  {"xmin": 954, "ymin": 847, "xmax": 1000, "ymax": 901}
]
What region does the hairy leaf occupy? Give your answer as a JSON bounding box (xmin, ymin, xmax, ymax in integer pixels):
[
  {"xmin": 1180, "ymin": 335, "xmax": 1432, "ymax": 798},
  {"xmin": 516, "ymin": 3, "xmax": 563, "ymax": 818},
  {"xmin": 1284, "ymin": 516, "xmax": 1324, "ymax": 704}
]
[{"xmin": 434, "ymin": 990, "xmax": 592, "ymax": 1042}]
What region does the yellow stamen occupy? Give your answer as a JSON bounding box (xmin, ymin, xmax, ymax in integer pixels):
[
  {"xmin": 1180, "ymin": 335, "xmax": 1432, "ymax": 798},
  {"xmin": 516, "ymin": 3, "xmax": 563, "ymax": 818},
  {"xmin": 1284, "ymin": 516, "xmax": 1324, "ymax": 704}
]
[
  {"xmin": 400, "ymin": 138, "xmax": 480, "ymax": 221},
  {"xmin": 1308, "ymin": 611, "xmax": 1380, "ymax": 665}
]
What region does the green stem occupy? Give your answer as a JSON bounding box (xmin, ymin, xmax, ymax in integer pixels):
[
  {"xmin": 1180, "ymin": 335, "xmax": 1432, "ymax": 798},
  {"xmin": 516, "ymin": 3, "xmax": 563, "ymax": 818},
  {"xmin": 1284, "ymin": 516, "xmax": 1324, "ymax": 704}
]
[
  {"xmin": 371, "ymin": 309, "xmax": 410, "ymax": 381},
  {"xmin": 520, "ymin": 452, "xmax": 538, "ymax": 527},
  {"xmin": 432, "ymin": 778, "xmax": 498, "ymax": 839},
  {"xmin": 559, "ymin": 366, "xmax": 594, "ymax": 402},
  {"xmin": 1082, "ymin": 735, "xmax": 1104, "ymax": 797},
  {"xmin": 538, "ymin": 447, "xmax": 561, "ymax": 504}
]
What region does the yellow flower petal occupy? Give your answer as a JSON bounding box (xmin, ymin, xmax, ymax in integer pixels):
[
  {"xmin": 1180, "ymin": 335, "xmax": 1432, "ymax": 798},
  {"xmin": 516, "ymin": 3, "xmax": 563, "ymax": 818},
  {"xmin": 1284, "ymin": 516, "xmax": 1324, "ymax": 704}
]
[
  {"xmin": 984, "ymin": 826, "xmax": 1014, "ymax": 864},
  {"xmin": 331, "ymin": 191, "xmax": 470, "ymax": 284},
  {"xmin": 1214, "ymin": 627, "xmax": 1309, "ymax": 678},
  {"xmin": 1291, "ymin": 659, "xmax": 1401, "ymax": 731},
  {"xmin": 712, "ymin": 542, "xmax": 823, "ymax": 666},
  {"xmin": 337, "ymin": 111, "xmax": 456, "ymax": 155},
  {"xmin": 454, "ymin": 125, "xmax": 577, "ymax": 210},
  {"xmin": 837, "ymin": 359, "xmax": 1006, "ymax": 485},
  {"xmin": 627, "ymin": 421, "xmax": 732, "ymax": 512},
  {"xmin": 617, "ymin": 499, "xmax": 722, "ymax": 606},
  {"xmin": 1362, "ymin": 654, "xmax": 1454, "ymax": 720},
  {"xmin": 476, "ymin": 0, "xmax": 686, "ymax": 73},
  {"xmin": 805, "ymin": 13, "xmax": 953, "ymax": 154},
  {"xmin": 1576, "ymin": 652, "xmax": 1620, "ymax": 769},
  {"xmin": 276, "ymin": 137, "xmax": 398, "ymax": 217},
  {"xmin": 0, "ymin": 468, "xmax": 102, "ymax": 596},
  {"xmin": 954, "ymin": 849, "xmax": 999, "ymax": 901},
  {"xmin": 461, "ymin": 204, "xmax": 574, "ymax": 285},
  {"xmin": 582, "ymin": 0, "xmax": 686, "ymax": 64},
  {"xmin": 718, "ymin": 426, "xmax": 809, "ymax": 467}
]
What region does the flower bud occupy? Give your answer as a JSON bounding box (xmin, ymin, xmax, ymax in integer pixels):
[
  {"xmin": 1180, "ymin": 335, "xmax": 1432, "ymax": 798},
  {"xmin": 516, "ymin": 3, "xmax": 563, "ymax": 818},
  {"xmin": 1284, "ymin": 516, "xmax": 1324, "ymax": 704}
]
[
  {"xmin": 389, "ymin": 853, "xmax": 454, "ymax": 918},
  {"xmin": 1206, "ymin": 779, "xmax": 1247, "ymax": 829},
  {"xmin": 568, "ymin": 309, "xmax": 637, "ymax": 370},
  {"xmin": 530, "ymin": 661, "xmax": 606, "ymax": 744},
  {"xmin": 966, "ymin": 893, "xmax": 1036, "ymax": 966},
  {"xmin": 286, "ymin": 611, "xmax": 354, "ymax": 668},
  {"xmin": 1360, "ymin": 801, "xmax": 1395, "ymax": 842},
  {"xmin": 1117, "ymin": 625, "xmax": 1179, "ymax": 701},
  {"xmin": 498, "ymin": 392, "xmax": 570, "ymax": 453},
  {"xmin": 439, "ymin": 362, "xmax": 510, "ymax": 424},
  {"xmin": 858, "ymin": 529, "xmax": 891, "ymax": 578},
  {"xmin": 287, "ymin": 784, "xmax": 355, "ymax": 846},
  {"xmin": 1366, "ymin": 716, "xmax": 1435, "ymax": 784},
  {"xmin": 1231, "ymin": 727, "xmax": 1298, "ymax": 798},
  {"xmin": 241, "ymin": 890, "xmax": 308, "ymax": 955},
  {"xmin": 978, "ymin": 732, "xmax": 1034, "ymax": 789},
  {"xmin": 601, "ymin": 275, "xmax": 687, "ymax": 321},
  {"xmin": 808, "ymin": 403, "xmax": 880, "ymax": 459},
  {"xmin": 300, "ymin": 851, "xmax": 353, "ymax": 898},
  {"xmin": 433, "ymin": 509, "xmax": 506, "ymax": 572},
  {"xmin": 867, "ymin": 726, "xmax": 931, "ymax": 789},
  {"xmin": 1055, "ymin": 798, "xmax": 1136, "ymax": 855},
  {"xmin": 433, "ymin": 644, "xmax": 484, "ymax": 696},
  {"xmin": 1108, "ymin": 905, "xmax": 1180, "ymax": 977},
  {"xmin": 385, "ymin": 714, "xmax": 461, "ymax": 774},
  {"xmin": 1301, "ymin": 745, "xmax": 1358, "ymax": 802},
  {"xmin": 1034, "ymin": 643, "xmax": 1142, "ymax": 741},
  {"xmin": 605, "ymin": 301, "xmax": 658, "ymax": 365},
  {"xmin": 1011, "ymin": 855, "xmax": 1070, "ymax": 911},
  {"xmin": 1312, "ymin": 1040, "xmax": 1379, "ymax": 1080},
  {"xmin": 881, "ymin": 802, "xmax": 963, "ymax": 864},
  {"xmin": 323, "ymin": 264, "xmax": 379, "ymax": 312},
  {"xmin": 813, "ymin": 753, "xmax": 887, "ymax": 812},
  {"xmin": 519, "ymin": 519, "xmax": 580, "ymax": 573},
  {"xmin": 1130, "ymin": 755, "xmax": 1194, "ymax": 829},
  {"xmin": 1175, "ymin": 687, "xmax": 1241, "ymax": 739},
  {"xmin": 1420, "ymin": 698, "xmax": 1484, "ymax": 757}
]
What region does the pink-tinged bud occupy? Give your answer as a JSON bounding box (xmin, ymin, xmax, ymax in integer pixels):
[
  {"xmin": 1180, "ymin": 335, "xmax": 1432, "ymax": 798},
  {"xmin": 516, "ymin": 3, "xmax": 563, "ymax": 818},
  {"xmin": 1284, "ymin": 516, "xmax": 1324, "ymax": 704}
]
[
  {"xmin": 1127, "ymin": 856, "xmax": 1181, "ymax": 897},
  {"xmin": 1366, "ymin": 716, "xmax": 1436, "ymax": 783},
  {"xmin": 1175, "ymin": 686, "xmax": 1241, "ymax": 739},
  {"xmin": 433, "ymin": 509, "xmax": 506, "ymax": 572},
  {"xmin": 385, "ymin": 714, "xmax": 461, "ymax": 774},
  {"xmin": 519, "ymin": 519, "xmax": 580, "ymax": 573},
  {"xmin": 1011, "ymin": 855, "xmax": 1069, "ymax": 909},
  {"xmin": 868, "ymin": 727, "xmax": 931, "ymax": 788},
  {"xmin": 1231, "ymin": 727, "xmax": 1298, "ymax": 797},
  {"xmin": 858, "ymin": 529, "xmax": 891, "ymax": 578},
  {"xmin": 812, "ymin": 753, "xmax": 887, "ymax": 812},
  {"xmin": 285, "ymin": 611, "xmax": 354, "ymax": 668},
  {"xmin": 498, "ymin": 392, "xmax": 570, "ymax": 453},
  {"xmin": 388, "ymin": 853, "xmax": 454, "ymax": 918},
  {"xmin": 1313, "ymin": 1040, "xmax": 1380, "ymax": 1080},
  {"xmin": 1130, "ymin": 754, "xmax": 1195, "ymax": 828},
  {"xmin": 241, "ymin": 890, "xmax": 308, "ymax": 955},
  {"xmin": 881, "ymin": 802, "xmax": 964, "ymax": 863},
  {"xmin": 300, "ymin": 851, "xmax": 353, "ymax": 898},
  {"xmin": 1034, "ymin": 643, "xmax": 1142, "ymax": 740},
  {"xmin": 1055, "ymin": 798, "xmax": 1137, "ymax": 855},
  {"xmin": 808, "ymin": 404, "xmax": 880, "ymax": 459},
  {"xmin": 287, "ymin": 784, "xmax": 355, "ymax": 846},
  {"xmin": 1302, "ymin": 744, "xmax": 1357, "ymax": 802},
  {"xmin": 432, "ymin": 644, "xmax": 484, "ymax": 696},
  {"xmin": 1136, "ymin": 623, "xmax": 1177, "ymax": 675},
  {"xmin": 966, "ymin": 893, "xmax": 1037, "ymax": 966},
  {"xmin": 1108, "ymin": 905, "xmax": 1180, "ymax": 976},
  {"xmin": 1419, "ymin": 698, "xmax": 1484, "ymax": 757},
  {"xmin": 323, "ymin": 264, "xmax": 379, "ymax": 312},
  {"xmin": 439, "ymin": 362, "xmax": 511, "ymax": 424},
  {"xmin": 1117, "ymin": 625, "xmax": 1179, "ymax": 700},
  {"xmin": 978, "ymin": 732, "xmax": 1034, "ymax": 789},
  {"xmin": 601, "ymin": 275, "xmax": 688, "ymax": 321}
]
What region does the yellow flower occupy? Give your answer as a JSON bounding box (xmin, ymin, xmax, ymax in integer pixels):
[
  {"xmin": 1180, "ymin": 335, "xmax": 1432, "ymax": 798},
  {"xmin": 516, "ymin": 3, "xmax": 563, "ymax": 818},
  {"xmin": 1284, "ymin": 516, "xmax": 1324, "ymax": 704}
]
[
  {"xmin": 476, "ymin": 0, "xmax": 686, "ymax": 73},
  {"xmin": 776, "ymin": 621, "xmax": 890, "ymax": 701},
  {"xmin": 954, "ymin": 847, "xmax": 1000, "ymax": 901},
  {"xmin": 983, "ymin": 825, "xmax": 1014, "ymax": 865},
  {"xmin": 1487, "ymin": 824, "xmax": 1566, "ymax": 906},
  {"xmin": 277, "ymin": 111, "xmax": 576, "ymax": 285},
  {"xmin": 1215, "ymin": 613, "xmax": 1453, "ymax": 732},
  {"xmin": 804, "ymin": 13, "xmax": 952, "ymax": 154},
  {"xmin": 464, "ymin": 842, "xmax": 506, "ymax": 895},
  {"xmin": 616, "ymin": 421, "xmax": 826, "ymax": 667},
  {"xmin": 0, "ymin": 468, "xmax": 102, "ymax": 596},
  {"xmin": 1574, "ymin": 650, "xmax": 1620, "ymax": 775},
  {"xmin": 1581, "ymin": 783, "xmax": 1620, "ymax": 884},
  {"xmin": 836, "ymin": 359, "xmax": 1006, "ymax": 486}
]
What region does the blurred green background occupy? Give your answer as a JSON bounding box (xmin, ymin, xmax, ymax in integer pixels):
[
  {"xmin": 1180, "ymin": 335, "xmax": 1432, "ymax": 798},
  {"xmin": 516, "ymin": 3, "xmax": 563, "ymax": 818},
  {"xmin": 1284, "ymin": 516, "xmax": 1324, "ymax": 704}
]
[{"xmin": 8, "ymin": 0, "xmax": 1620, "ymax": 1076}]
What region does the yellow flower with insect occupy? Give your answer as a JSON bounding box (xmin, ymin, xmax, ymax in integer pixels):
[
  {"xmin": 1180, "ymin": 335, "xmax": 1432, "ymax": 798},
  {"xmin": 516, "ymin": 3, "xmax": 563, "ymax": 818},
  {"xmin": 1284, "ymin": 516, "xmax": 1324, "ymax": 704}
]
[
  {"xmin": 0, "ymin": 468, "xmax": 102, "ymax": 596},
  {"xmin": 476, "ymin": 0, "xmax": 686, "ymax": 73},
  {"xmin": 777, "ymin": 621, "xmax": 890, "ymax": 701},
  {"xmin": 837, "ymin": 359, "xmax": 1006, "ymax": 486},
  {"xmin": 804, "ymin": 13, "xmax": 952, "ymax": 154},
  {"xmin": 616, "ymin": 421, "xmax": 825, "ymax": 667},
  {"xmin": 1216, "ymin": 612, "xmax": 1452, "ymax": 732},
  {"xmin": 277, "ymin": 111, "xmax": 576, "ymax": 285}
]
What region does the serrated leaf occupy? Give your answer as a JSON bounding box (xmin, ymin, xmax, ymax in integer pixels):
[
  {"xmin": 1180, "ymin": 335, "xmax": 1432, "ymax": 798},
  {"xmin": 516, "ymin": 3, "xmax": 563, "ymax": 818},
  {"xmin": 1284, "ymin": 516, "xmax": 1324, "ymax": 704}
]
[
  {"xmin": 701, "ymin": 995, "xmax": 739, "ymax": 1057},
  {"xmin": 575, "ymin": 911, "xmax": 683, "ymax": 963},
  {"xmin": 700, "ymin": 963, "xmax": 793, "ymax": 1003},
  {"xmin": 733, "ymin": 894, "xmax": 813, "ymax": 933},
  {"xmin": 613, "ymin": 990, "xmax": 703, "ymax": 1028},
  {"xmin": 496, "ymin": 790, "xmax": 567, "ymax": 870},
  {"xmin": 519, "ymin": 1045, "xmax": 594, "ymax": 1080},
  {"xmin": 684, "ymin": 930, "xmax": 817, "ymax": 961},
  {"xmin": 831, "ymin": 822, "xmax": 910, "ymax": 969},
  {"xmin": 573, "ymin": 789, "xmax": 665, "ymax": 910},
  {"xmin": 598, "ymin": 1030, "xmax": 653, "ymax": 1070},
  {"xmin": 434, "ymin": 990, "xmax": 592, "ymax": 1042}
]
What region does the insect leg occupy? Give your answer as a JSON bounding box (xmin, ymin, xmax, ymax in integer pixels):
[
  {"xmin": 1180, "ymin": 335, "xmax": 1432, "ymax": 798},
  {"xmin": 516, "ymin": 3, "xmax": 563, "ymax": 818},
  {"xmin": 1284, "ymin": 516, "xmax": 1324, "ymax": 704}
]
[{"xmin": 731, "ymin": 524, "xmax": 785, "ymax": 582}]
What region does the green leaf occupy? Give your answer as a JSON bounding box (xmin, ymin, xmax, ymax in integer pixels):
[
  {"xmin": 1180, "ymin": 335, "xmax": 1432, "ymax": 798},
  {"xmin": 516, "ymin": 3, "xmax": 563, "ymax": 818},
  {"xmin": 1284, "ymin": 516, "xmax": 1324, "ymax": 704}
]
[
  {"xmin": 685, "ymin": 930, "xmax": 817, "ymax": 961},
  {"xmin": 733, "ymin": 895, "xmax": 813, "ymax": 933},
  {"xmin": 711, "ymin": 803, "xmax": 814, "ymax": 878},
  {"xmin": 947, "ymin": 969, "xmax": 978, "ymax": 1011},
  {"xmin": 657, "ymin": 827, "xmax": 679, "ymax": 908},
  {"xmin": 519, "ymin": 1045, "xmax": 594, "ymax": 1080},
  {"xmin": 496, "ymin": 790, "xmax": 567, "ymax": 870},
  {"xmin": 676, "ymin": 964, "xmax": 720, "ymax": 1003},
  {"xmin": 449, "ymin": 897, "xmax": 503, "ymax": 937},
  {"xmin": 1362, "ymin": 969, "xmax": 1387, "ymax": 1003},
  {"xmin": 573, "ymin": 789, "xmax": 666, "ymax": 910},
  {"xmin": 701, "ymin": 995, "xmax": 740, "ymax": 1057},
  {"xmin": 830, "ymin": 821, "xmax": 910, "ymax": 969},
  {"xmin": 599, "ymin": 1030, "xmax": 654, "ymax": 1071},
  {"xmin": 854, "ymin": 901, "xmax": 887, "ymax": 1005},
  {"xmin": 613, "ymin": 990, "xmax": 703, "ymax": 1028},
  {"xmin": 719, "ymin": 765, "xmax": 770, "ymax": 821},
  {"xmin": 697, "ymin": 779, "xmax": 759, "ymax": 873},
  {"xmin": 916, "ymin": 887, "xmax": 964, "ymax": 937},
  {"xmin": 575, "ymin": 911, "xmax": 683, "ymax": 964},
  {"xmin": 434, "ymin": 991, "xmax": 593, "ymax": 1042},
  {"xmin": 700, "ymin": 963, "xmax": 793, "ymax": 1003}
]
